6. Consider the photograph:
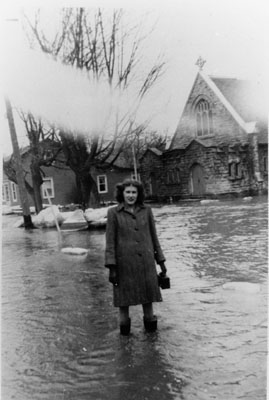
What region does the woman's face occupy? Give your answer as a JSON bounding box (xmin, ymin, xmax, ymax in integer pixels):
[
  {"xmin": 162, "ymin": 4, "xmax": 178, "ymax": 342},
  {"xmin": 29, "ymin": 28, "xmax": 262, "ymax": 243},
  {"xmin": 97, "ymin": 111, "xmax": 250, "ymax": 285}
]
[{"xmin": 123, "ymin": 185, "xmax": 138, "ymax": 206}]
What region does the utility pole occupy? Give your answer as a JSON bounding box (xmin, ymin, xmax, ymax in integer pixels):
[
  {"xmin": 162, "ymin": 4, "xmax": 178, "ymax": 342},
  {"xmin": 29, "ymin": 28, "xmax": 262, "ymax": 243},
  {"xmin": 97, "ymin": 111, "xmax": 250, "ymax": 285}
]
[
  {"xmin": 132, "ymin": 142, "xmax": 138, "ymax": 181},
  {"xmin": 4, "ymin": 96, "xmax": 34, "ymax": 229}
]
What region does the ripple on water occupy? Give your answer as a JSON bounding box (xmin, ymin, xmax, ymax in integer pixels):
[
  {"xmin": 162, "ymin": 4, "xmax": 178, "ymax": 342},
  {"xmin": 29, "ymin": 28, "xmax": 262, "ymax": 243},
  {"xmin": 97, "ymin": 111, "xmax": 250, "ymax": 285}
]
[{"xmin": 2, "ymin": 196, "xmax": 267, "ymax": 400}]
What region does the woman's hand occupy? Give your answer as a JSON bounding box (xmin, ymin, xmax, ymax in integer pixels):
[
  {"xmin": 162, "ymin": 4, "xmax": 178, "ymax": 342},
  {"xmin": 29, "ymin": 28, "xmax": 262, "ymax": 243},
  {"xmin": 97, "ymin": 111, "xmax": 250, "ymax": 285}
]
[
  {"xmin": 159, "ymin": 261, "xmax": 167, "ymax": 276},
  {"xmin": 108, "ymin": 265, "xmax": 119, "ymax": 286}
]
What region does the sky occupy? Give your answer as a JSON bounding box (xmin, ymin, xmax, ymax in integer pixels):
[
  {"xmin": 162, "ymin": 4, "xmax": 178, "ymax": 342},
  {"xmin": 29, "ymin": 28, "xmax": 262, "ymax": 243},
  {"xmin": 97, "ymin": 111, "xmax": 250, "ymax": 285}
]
[{"xmin": 1, "ymin": 0, "xmax": 269, "ymax": 156}]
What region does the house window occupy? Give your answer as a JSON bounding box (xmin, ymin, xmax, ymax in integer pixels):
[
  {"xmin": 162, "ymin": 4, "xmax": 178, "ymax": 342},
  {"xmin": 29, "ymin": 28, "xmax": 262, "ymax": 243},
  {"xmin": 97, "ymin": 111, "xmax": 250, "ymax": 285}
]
[
  {"xmin": 11, "ymin": 182, "xmax": 17, "ymax": 201},
  {"xmin": 97, "ymin": 175, "xmax": 108, "ymax": 193},
  {"xmin": 2, "ymin": 183, "xmax": 10, "ymax": 202},
  {"xmin": 42, "ymin": 177, "xmax": 55, "ymax": 199},
  {"xmin": 195, "ymin": 100, "xmax": 213, "ymax": 137}
]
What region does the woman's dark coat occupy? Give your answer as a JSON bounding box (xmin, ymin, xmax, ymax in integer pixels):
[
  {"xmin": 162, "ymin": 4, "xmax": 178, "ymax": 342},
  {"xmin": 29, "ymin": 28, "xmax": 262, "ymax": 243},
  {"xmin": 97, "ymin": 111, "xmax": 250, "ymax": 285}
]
[{"xmin": 105, "ymin": 203, "xmax": 165, "ymax": 307}]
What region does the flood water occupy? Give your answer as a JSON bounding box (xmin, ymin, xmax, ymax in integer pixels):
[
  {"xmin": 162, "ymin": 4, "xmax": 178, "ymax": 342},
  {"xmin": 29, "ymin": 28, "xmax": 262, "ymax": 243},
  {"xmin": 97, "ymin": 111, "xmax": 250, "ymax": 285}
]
[{"xmin": 2, "ymin": 196, "xmax": 268, "ymax": 400}]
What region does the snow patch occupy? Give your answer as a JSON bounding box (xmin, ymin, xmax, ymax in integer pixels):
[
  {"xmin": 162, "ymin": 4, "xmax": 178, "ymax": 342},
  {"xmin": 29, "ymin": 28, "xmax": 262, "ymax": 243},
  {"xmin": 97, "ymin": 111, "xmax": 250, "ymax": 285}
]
[
  {"xmin": 34, "ymin": 205, "xmax": 64, "ymax": 228},
  {"xmin": 61, "ymin": 209, "xmax": 88, "ymax": 231},
  {"xmin": 61, "ymin": 247, "xmax": 88, "ymax": 255},
  {"xmin": 222, "ymin": 281, "xmax": 260, "ymax": 293},
  {"xmin": 2, "ymin": 205, "xmax": 13, "ymax": 215},
  {"xmin": 85, "ymin": 207, "xmax": 110, "ymax": 222},
  {"xmin": 84, "ymin": 206, "xmax": 114, "ymax": 227},
  {"xmin": 200, "ymin": 199, "xmax": 220, "ymax": 205}
]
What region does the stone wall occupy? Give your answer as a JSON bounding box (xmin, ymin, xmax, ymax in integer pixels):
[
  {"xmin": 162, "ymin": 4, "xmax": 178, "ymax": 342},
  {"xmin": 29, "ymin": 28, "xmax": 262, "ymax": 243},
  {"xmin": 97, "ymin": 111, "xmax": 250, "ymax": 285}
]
[
  {"xmin": 140, "ymin": 140, "xmax": 259, "ymax": 200},
  {"xmin": 259, "ymin": 144, "xmax": 268, "ymax": 191},
  {"xmin": 167, "ymin": 142, "xmax": 253, "ymax": 198}
]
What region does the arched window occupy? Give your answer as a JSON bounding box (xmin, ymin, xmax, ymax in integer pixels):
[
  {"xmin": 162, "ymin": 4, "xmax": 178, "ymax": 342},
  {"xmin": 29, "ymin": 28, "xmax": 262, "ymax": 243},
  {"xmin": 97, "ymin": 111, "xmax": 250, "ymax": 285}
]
[
  {"xmin": 195, "ymin": 99, "xmax": 213, "ymax": 137},
  {"xmin": 166, "ymin": 168, "xmax": 180, "ymax": 185}
]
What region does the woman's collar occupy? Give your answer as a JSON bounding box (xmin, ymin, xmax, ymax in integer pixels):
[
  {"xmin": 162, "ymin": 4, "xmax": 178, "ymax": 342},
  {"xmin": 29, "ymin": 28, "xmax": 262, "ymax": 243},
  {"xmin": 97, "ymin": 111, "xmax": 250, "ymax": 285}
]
[{"xmin": 116, "ymin": 203, "xmax": 145, "ymax": 212}]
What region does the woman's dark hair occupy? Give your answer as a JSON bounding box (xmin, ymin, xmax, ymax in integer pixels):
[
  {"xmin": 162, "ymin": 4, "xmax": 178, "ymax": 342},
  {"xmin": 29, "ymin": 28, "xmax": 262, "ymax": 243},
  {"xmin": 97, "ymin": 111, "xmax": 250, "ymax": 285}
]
[{"xmin": 115, "ymin": 179, "xmax": 145, "ymax": 205}]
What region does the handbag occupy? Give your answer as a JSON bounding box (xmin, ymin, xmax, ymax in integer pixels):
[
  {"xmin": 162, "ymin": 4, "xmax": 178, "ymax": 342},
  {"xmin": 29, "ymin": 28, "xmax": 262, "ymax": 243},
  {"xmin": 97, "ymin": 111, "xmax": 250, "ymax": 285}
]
[{"xmin": 158, "ymin": 272, "xmax": 170, "ymax": 289}]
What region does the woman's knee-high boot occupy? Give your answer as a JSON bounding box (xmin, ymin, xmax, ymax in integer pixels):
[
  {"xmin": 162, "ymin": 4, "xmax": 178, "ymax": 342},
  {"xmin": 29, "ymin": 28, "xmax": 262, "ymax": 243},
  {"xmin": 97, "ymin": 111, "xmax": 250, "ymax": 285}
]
[
  {"xmin": 120, "ymin": 317, "xmax": 131, "ymax": 335},
  {"xmin": 143, "ymin": 315, "xmax": 157, "ymax": 332}
]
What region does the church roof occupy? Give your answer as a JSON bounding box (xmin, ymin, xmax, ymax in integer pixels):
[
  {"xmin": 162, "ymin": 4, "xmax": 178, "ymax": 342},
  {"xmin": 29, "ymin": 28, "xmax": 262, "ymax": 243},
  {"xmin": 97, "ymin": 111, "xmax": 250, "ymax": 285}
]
[
  {"xmin": 210, "ymin": 76, "xmax": 268, "ymax": 123},
  {"xmin": 147, "ymin": 147, "xmax": 163, "ymax": 156},
  {"xmin": 102, "ymin": 150, "xmax": 133, "ymax": 169},
  {"xmin": 139, "ymin": 147, "xmax": 163, "ymax": 161},
  {"xmin": 170, "ymin": 134, "xmax": 250, "ymax": 150}
]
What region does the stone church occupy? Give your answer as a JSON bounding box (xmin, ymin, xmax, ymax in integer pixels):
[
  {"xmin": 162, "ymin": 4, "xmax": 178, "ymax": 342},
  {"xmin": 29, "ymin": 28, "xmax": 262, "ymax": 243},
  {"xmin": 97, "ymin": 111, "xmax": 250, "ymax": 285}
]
[{"xmin": 140, "ymin": 71, "xmax": 268, "ymax": 200}]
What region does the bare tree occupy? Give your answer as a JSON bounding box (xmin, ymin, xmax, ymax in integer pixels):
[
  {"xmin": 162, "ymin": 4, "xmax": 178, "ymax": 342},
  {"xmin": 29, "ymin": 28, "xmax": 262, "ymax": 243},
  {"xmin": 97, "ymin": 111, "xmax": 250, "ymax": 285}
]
[
  {"xmin": 23, "ymin": 8, "xmax": 165, "ymax": 207},
  {"xmin": 4, "ymin": 111, "xmax": 62, "ymax": 213},
  {"xmin": 121, "ymin": 125, "xmax": 167, "ymax": 167},
  {"xmin": 21, "ymin": 113, "xmax": 63, "ymax": 212},
  {"xmin": 3, "ymin": 156, "xmax": 35, "ymax": 203}
]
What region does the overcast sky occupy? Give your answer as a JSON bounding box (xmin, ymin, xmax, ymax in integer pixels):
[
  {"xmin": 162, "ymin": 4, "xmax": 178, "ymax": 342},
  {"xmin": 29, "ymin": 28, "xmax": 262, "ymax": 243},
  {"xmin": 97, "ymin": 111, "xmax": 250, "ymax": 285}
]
[{"xmin": 2, "ymin": 0, "xmax": 269, "ymax": 155}]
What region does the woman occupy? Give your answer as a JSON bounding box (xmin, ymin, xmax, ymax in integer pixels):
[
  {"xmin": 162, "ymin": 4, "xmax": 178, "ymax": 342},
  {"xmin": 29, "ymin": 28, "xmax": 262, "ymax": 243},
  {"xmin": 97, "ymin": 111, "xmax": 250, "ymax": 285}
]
[{"xmin": 105, "ymin": 179, "xmax": 167, "ymax": 335}]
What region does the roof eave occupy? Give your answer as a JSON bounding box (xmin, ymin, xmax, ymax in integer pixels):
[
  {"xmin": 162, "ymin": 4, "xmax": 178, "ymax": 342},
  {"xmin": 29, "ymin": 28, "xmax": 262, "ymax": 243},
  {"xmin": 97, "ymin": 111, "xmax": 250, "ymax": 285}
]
[
  {"xmin": 199, "ymin": 71, "xmax": 255, "ymax": 134},
  {"xmin": 245, "ymin": 121, "xmax": 259, "ymax": 134}
]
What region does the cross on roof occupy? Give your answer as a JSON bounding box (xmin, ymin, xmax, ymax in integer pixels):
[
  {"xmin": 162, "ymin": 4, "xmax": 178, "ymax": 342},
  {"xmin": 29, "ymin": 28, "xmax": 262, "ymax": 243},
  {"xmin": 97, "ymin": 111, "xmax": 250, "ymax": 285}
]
[{"xmin": 195, "ymin": 56, "xmax": 206, "ymax": 71}]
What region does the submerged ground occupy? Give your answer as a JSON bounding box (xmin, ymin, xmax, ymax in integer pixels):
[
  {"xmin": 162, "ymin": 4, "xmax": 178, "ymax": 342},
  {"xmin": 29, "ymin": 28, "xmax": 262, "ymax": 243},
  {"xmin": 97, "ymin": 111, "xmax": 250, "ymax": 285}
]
[{"xmin": 2, "ymin": 196, "xmax": 267, "ymax": 400}]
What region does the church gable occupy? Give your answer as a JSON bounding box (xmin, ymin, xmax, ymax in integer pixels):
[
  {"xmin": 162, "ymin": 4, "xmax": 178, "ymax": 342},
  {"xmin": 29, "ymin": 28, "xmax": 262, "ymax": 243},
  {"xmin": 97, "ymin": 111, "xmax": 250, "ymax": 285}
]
[{"xmin": 170, "ymin": 72, "xmax": 255, "ymax": 151}]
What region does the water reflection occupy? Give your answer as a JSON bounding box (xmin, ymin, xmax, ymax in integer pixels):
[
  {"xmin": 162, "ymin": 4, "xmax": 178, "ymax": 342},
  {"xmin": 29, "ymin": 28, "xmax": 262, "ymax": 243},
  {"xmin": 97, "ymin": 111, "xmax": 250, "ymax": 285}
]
[
  {"xmin": 156, "ymin": 197, "xmax": 267, "ymax": 283},
  {"xmin": 2, "ymin": 196, "xmax": 267, "ymax": 400}
]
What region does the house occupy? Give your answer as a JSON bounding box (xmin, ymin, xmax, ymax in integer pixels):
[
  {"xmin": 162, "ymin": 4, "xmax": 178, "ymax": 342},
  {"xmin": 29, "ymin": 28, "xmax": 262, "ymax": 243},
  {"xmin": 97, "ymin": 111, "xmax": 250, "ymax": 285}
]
[
  {"xmin": 140, "ymin": 71, "xmax": 268, "ymax": 200},
  {"xmin": 3, "ymin": 145, "xmax": 78, "ymax": 210},
  {"xmin": 2, "ymin": 143, "xmax": 138, "ymax": 211},
  {"xmin": 91, "ymin": 151, "xmax": 138, "ymax": 204},
  {"xmin": 2, "ymin": 171, "xmax": 20, "ymax": 208}
]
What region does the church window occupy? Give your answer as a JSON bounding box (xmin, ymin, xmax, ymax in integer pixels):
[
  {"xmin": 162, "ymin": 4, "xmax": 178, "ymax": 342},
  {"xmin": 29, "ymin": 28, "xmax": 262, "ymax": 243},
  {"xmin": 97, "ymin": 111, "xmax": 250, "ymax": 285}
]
[
  {"xmin": 195, "ymin": 100, "xmax": 213, "ymax": 137},
  {"xmin": 263, "ymin": 156, "xmax": 268, "ymax": 172},
  {"xmin": 166, "ymin": 168, "xmax": 180, "ymax": 184},
  {"xmin": 228, "ymin": 161, "xmax": 241, "ymax": 179}
]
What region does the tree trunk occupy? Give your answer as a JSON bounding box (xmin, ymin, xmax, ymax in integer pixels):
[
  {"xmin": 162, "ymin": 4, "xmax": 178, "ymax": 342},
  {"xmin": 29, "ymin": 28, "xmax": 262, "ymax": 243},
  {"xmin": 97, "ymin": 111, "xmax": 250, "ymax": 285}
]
[
  {"xmin": 30, "ymin": 161, "xmax": 43, "ymax": 213},
  {"xmin": 88, "ymin": 175, "xmax": 100, "ymax": 208},
  {"xmin": 75, "ymin": 175, "xmax": 83, "ymax": 205},
  {"xmin": 5, "ymin": 96, "xmax": 34, "ymax": 229},
  {"xmin": 77, "ymin": 172, "xmax": 100, "ymax": 209}
]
